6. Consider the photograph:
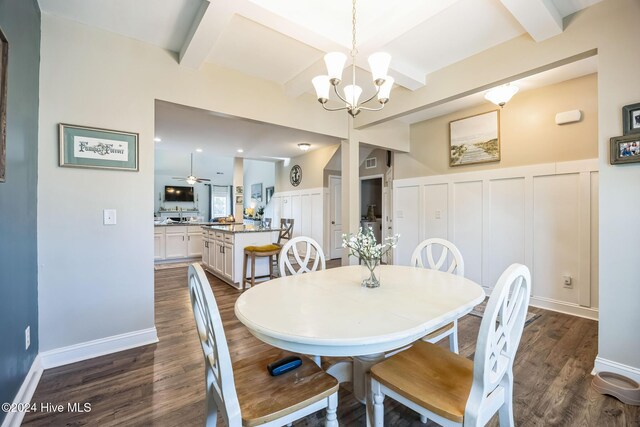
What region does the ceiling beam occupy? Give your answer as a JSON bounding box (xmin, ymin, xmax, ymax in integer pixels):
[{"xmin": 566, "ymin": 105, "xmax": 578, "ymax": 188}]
[
  {"xmin": 499, "ymin": 0, "xmax": 563, "ymax": 42},
  {"xmin": 179, "ymin": 0, "xmax": 235, "ymax": 69}
]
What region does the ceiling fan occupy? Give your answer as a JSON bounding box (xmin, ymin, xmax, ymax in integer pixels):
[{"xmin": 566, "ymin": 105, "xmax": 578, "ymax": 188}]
[{"xmin": 173, "ymin": 153, "xmax": 210, "ymax": 185}]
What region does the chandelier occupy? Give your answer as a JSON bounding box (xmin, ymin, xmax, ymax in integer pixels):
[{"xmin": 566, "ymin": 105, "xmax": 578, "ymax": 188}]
[{"xmin": 311, "ymin": 0, "xmax": 394, "ymax": 117}]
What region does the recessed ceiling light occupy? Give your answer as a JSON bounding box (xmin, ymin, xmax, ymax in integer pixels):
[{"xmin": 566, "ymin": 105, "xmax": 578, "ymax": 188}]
[
  {"xmin": 237, "ymin": 149, "xmax": 244, "ymax": 153},
  {"xmin": 298, "ymin": 143, "xmax": 311, "ymax": 151},
  {"xmin": 154, "ymin": 137, "xmax": 162, "ymax": 142},
  {"xmin": 196, "ymin": 148, "xmax": 203, "ymax": 152}
]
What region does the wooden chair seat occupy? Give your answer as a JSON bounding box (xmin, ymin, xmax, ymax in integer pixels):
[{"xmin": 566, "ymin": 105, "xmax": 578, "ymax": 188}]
[
  {"xmin": 229, "ymin": 349, "xmax": 339, "ymax": 426},
  {"xmin": 422, "ymin": 321, "xmax": 455, "ymax": 341},
  {"xmin": 244, "ymin": 244, "xmax": 281, "ymax": 253},
  {"xmin": 370, "ymin": 341, "xmax": 473, "ymax": 423}
]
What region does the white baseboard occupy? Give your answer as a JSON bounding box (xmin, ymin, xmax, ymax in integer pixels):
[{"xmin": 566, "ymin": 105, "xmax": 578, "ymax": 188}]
[
  {"xmin": 593, "ymin": 356, "xmax": 640, "ymax": 383},
  {"xmin": 1, "ymin": 355, "xmax": 43, "ymax": 427},
  {"xmin": 40, "ymin": 327, "xmax": 158, "ymax": 369},
  {"xmin": 529, "ymin": 296, "xmax": 599, "ymax": 321}
]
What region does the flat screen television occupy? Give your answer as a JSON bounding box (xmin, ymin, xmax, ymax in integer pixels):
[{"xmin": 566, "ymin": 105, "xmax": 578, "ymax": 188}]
[{"xmin": 165, "ymin": 185, "xmax": 194, "ymax": 202}]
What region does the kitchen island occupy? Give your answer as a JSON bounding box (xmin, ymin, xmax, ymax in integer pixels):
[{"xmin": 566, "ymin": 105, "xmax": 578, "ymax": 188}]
[{"xmin": 201, "ymin": 224, "xmax": 283, "ymax": 290}]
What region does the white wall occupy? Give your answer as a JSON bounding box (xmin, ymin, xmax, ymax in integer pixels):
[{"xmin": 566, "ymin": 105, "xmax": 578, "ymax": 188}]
[
  {"xmin": 265, "ymin": 188, "xmax": 324, "ymax": 248},
  {"xmin": 243, "ymin": 159, "xmax": 275, "ymax": 210},
  {"xmin": 37, "ymin": 13, "xmax": 346, "ymax": 355},
  {"xmin": 353, "ymin": 0, "xmax": 640, "ymax": 376},
  {"xmin": 394, "ymin": 159, "xmax": 599, "ymax": 319}
]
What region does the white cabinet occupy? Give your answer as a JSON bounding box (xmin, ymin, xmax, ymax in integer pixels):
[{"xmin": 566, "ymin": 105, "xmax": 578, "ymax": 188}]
[
  {"xmin": 202, "ymin": 238, "xmax": 210, "ymax": 269},
  {"xmin": 223, "ymin": 243, "xmax": 233, "ymax": 281},
  {"xmin": 165, "ymin": 227, "xmax": 188, "ymax": 259},
  {"xmin": 154, "ymin": 230, "xmax": 166, "ymax": 260},
  {"xmin": 187, "ymin": 228, "xmax": 203, "ymax": 257},
  {"xmin": 214, "ymin": 240, "xmax": 224, "ymax": 275},
  {"xmin": 155, "ymin": 225, "xmax": 204, "ymax": 262},
  {"xmin": 202, "ymin": 229, "xmax": 237, "ymax": 286}
]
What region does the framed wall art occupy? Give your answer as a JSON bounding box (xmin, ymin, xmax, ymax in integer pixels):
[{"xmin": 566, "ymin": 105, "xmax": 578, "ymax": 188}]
[
  {"xmin": 449, "ymin": 110, "xmax": 500, "ymax": 167},
  {"xmin": 265, "ymin": 186, "xmax": 274, "ymax": 204},
  {"xmin": 622, "ymin": 102, "xmax": 640, "ymax": 135},
  {"xmin": 59, "ymin": 123, "xmax": 139, "ymax": 171},
  {"xmin": 610, "ymin": 134, "xmax": 640, "ymax": 165},
  {"xmin": 251, "ymin": 183, "xmax": 263, "ymax": 201},
  {"xmin": 0, "ymin": 27, "xmax": 8, "ymax": 183},
  {"xmin": 290, "ymin": 164, "xmax": 302, "ymax": 186}
]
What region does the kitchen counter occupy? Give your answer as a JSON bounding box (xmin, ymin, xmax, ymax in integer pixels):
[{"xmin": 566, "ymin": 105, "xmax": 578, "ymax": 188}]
[
  {"xmin": 154, "ymin": 222, "xmax": 215, "ymax": 227},
  {"xmin": 203, "ymin": 224, "xmax": 284, "ymax": 234}
]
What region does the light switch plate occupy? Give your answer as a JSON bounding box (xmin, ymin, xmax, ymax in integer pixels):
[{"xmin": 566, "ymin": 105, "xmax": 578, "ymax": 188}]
[{"xmin": 103, "ymin": 209, "xmax": 117, "ymax": 225}]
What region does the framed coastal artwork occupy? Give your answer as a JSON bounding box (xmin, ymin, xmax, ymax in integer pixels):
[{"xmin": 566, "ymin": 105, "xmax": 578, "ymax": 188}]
[
  {"xmin": 251, "ymin": 183, "xmax": 263, "ymax": 201},
  {"xmin": 0, "ymin": 27, "xmax": 8, "ymax": 182},
  {"xmin": 449, "ymin": 110, "xmax": 500, "ymax": 167},
  {"xmin": 59, "ymin": 123, "xmax": 139, "ymax": 171}
]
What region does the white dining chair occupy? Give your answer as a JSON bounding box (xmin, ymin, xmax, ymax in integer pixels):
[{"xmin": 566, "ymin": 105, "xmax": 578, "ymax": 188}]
[
  {"xmin": 279, "ymin": 236, "xmax": 326, "ymax": 277},
  {"xmin": 278, "ymin": 236, "xmax": 327, "ymax": 367},
  {"xmin": 371, "ymin": 263, "xmax": 531, "ymax": 427},
  {"xmin": 410, "ymin": 238, "xmax": 465, "ymax": 353},
  {"xmin": 187, "ymin": 264, "xmax": 339, "ymax": 427}
]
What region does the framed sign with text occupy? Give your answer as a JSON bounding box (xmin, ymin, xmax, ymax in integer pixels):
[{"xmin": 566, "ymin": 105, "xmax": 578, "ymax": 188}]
[{"xmin": 59, "ymin": 123, "xmax": 139, "ymax": 171}]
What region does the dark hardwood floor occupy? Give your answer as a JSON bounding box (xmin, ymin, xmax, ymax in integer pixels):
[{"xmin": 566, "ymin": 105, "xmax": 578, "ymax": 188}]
[{"xmin": 22, "ymin": 265, "xmax": 639, "ymax": 426}]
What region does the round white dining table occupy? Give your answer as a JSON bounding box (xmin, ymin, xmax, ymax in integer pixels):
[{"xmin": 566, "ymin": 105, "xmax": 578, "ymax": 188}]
[{"xmin": 234, "ymin": 264, "xmax": 485, "ymax": 425}]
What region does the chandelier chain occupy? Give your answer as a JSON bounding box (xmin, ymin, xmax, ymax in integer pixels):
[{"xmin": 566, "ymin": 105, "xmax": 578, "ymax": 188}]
[{"xmin": 351, "ymin": 0, "xmax": 358, "ymax": 58}]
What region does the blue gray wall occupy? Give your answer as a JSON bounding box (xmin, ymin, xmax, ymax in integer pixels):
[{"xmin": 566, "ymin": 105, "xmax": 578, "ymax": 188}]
[{"xmin": 0, "ymin": 0, "xmax": 40, "ymax": 418}]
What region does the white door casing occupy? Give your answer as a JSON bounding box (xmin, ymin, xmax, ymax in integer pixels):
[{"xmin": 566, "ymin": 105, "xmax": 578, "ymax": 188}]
[{"xmin": 329, "ymin": 175, "xmax": 343, "ymax": 260}]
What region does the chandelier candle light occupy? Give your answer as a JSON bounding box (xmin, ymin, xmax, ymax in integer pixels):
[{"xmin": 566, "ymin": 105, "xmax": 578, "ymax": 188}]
[
  {"xmin": 312, "ymin": 0, "xmax": 394, "ymax": 117},
  {"xmin": 342, "ymin": 227, "xmax": 399, "ymax": 288}
]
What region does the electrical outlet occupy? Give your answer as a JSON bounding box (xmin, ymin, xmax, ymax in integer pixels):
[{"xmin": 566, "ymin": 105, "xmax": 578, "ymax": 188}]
[
  {"xmin": 25, "ymin": 326, "xmax": 30, "ymax": 350},
  {"xmin": 563, "ymin": 275, "xmax": 572, "ymax": 288}
]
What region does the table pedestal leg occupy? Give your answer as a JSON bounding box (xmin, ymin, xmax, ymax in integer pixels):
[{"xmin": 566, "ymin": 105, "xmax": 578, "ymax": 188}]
[
  {"xmin": 326, "ymin": 360, "xmax": 353, "ymax": 384},
  {"xmin": 354, "ymin": 353, "xmax": 385, "ymax": 427}
]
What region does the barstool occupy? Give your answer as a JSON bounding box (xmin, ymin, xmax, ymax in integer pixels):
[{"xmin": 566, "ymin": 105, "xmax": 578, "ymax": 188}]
[{"xmin": 242, "ymin": 218, "xmax": 294, "ymax": 289}]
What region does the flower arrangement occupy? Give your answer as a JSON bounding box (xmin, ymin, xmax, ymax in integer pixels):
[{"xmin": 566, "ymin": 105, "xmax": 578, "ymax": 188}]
[{"xmin": 342, "ymin": 227, "xmax": 399, "ymax": 287}]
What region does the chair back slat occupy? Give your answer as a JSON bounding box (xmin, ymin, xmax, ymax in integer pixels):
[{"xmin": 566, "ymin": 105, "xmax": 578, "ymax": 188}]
[
  {"xmin": 188, "ymin": 264, "xmax": 242, "ymax": 426},
  {"xmin": 466, "ymin": 263, "xmax": 531, "ymax": 423},
  {"xmin": 277, "ymin": 218, "xmax": 294, "ymax": 245},
  {"xmin": 411, "ymin": 238, "xmax": 464, "ymax": 277},
  {"xmin": 279, "ymin": 236, "xmax": 326, "ymax": 276}
]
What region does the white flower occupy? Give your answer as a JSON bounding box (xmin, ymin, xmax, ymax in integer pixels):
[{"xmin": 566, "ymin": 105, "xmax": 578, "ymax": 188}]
[{"xmin": 341, "ymin": 227, "xmax": 400, "ymax": 262}]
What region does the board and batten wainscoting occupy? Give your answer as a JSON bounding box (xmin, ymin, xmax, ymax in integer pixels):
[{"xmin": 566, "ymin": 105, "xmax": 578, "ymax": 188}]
[
  {"xmin": 265, "ymin": 187, "xmax": 324, "ymax": 251},
  {"xmin": 393, "ymin": 159, "xmax": 598, "ymax": 320}
]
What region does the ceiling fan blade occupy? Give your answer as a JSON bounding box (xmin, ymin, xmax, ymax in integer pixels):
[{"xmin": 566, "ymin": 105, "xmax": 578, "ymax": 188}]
[{"xmin": 196, "ymin": 178, "xmax": 211, "ymax": 182}]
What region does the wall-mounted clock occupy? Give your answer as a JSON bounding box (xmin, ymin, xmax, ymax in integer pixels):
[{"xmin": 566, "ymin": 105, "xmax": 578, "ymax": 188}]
[{"xmin": 289, "ymin": 165, "xmax": 302, "ymax": 187}]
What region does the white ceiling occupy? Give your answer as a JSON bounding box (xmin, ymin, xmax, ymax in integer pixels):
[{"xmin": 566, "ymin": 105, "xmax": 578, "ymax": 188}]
[
  {"xmin": 154, "ymin": 100, "xmax": 341, "ymax": 161},
  {"xmin": 38, "ymin": 0, "xmax": 202, "ymax": 52},
  {"xmin": 38, "ymin": 0, "xmax": 604, "ymax": 97},
  {"xmin": 38, "ymin": 0, "xmax": 604, "ymax": 164}
]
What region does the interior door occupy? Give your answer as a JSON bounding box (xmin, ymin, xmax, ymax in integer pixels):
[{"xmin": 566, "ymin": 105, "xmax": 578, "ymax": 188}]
[{"xmin": 329, "ymin": 175, "xmax": 344, "ymax": 259}]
